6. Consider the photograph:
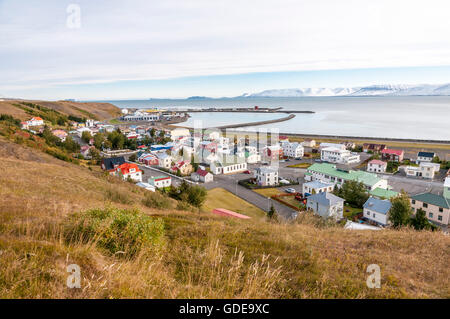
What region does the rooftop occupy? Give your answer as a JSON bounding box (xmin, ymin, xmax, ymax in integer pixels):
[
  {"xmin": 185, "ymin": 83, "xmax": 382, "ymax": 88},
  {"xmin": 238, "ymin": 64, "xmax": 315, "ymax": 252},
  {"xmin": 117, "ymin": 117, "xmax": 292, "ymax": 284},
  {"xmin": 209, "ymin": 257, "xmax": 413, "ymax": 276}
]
[
  {"xmin": 303, "ymin": 180, "xmax": 334, "ymax": 189},
  {"xmin": 411, "ymin": 193, "xmax": 449, "ymax": 209},
  {"xmin": 381, "ymin": 148, "xmax": 404, "ymax": 156},
  {"xmin": 369, "ymin": 188, "xmax": 398, "ymax": 199},
  {"xmin": 307, "ymin": 163, "xmax": 383, "ymax": 187},
  {"xmin": 363, "ymin": 197, "xmax": 392, "ymax": 215},
  {"xmin": 307, "ymin": 192, "xmax": 344, "ymax": 207},
  {"xmin": 417, "ymin": 151, "xmax": 435, "ymax": 158}
]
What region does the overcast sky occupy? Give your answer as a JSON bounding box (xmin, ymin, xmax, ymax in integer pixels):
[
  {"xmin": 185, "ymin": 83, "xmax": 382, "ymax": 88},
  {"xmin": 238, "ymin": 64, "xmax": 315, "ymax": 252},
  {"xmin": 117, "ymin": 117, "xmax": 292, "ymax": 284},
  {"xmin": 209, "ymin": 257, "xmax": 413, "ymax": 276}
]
[{"xmin": 1, "ymin": 0, "xmax": 450, "ymax": 100}]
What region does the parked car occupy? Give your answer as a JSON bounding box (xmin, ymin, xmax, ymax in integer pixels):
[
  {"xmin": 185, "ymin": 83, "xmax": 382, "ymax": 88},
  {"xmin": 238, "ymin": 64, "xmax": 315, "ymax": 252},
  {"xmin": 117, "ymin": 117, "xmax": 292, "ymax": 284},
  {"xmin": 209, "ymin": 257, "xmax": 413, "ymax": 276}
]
[
  {"xmin": 284, "ymin": 188, "xmax": 296, "ymax": 193},
  {"xmin": 285, "ymin": 158, "xmax": 290, "ymax": 162},
  {"xmin": 314, "ymin": 159, "xmax": 322, "ymax": 163},
  {"xmin": 295, "ymin": 157, "xmax": 302, "ymax": 160},
  {"xmin": 243, "ymin": 170, "xmax": 251, "ymax": 174}
]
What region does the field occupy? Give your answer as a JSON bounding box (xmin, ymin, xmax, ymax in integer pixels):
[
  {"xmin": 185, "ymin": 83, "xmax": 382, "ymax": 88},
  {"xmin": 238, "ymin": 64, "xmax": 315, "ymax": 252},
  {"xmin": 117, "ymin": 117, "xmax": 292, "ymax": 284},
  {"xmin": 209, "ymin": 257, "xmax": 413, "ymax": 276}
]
[
  {"xmin": 253, "ymin": 188, "xmax": 304, "ymax": 210},
  {"xmin": 0, "ymin": 137, "xmax": 449, "ymax": 298},
  {"xmin": 202, "ymin": 188, "xmax": 265, "ymax": 219}
]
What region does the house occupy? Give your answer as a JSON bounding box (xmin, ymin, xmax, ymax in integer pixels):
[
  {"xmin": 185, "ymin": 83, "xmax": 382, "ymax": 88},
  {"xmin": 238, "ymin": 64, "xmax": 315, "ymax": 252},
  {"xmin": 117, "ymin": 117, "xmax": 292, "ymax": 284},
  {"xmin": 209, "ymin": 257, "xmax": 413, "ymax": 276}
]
[
  {"xmin": 51, "ymin": 129, "xmax": 68, "ymax": 142},
  {"xmin": 342, "ymin": 141, "xmax": 356, "ymax": 150},
  {"xmin": 156, "ymin": 152, "xmax": 172, "ymax": 169},
  {"xmin": 244, "ymin": 150, "xmax": 261, "ymax": 164},
  {"xmin": 363, "ymin": 143, "xmax": 386, "ymax": 153},
  {"xmin": 319, "ymin": 143, "xmax": 346, "ymax": 151},
  {"xmin": 302, "ymin": 139, "xmax": 316, "ymax": 147},
  {"xmin": 263, "ymin": 145, "xmax": 283, "ymax": 161},
  {"xmin": 101, "ymin": 157, "xmax": 125, "ymax": 171},
  {"xmin": 416, "ymin": 151, "xmax": 435, "ymax": 164},
  {"xmin": 367, "ymin": 160, "xmax": 387, "ymax": 173},
  {"xmin": 363, "ymin": 197, "xmax": 392, "ymax": 226},
  {"xmin": 170, "ymin": 161, "xmax": 193, "ymax": 176},
  {"xmin": 113, "ymin": 163, "xmax": 142, "ymax": 182},
  {"xmin": 306, "ymin": 192, "xmax": 344, "ymax": 220},
  {"xmin": 405, "ymin": 162, "xmax": 440, "ymax": 179},
  {"xmin": 85, "ymin": 119, "xmax": 95, "ymax": 127},
  {"xmin": 210, "ymin": 159, "xmax": 247, "ymax": 175},
  {"xmin": 138, "ymin": 153, "xmax": 159, "ymax": 166},
  {"xmin": 305, "ymin": 163, "xmax": 389, "ymax": 191},
  {"xmin": 26, "ymin": 117, "xmax": 44, "ymax": 127},
  {"xmin": 170, "ymin": 128, "xmax": 190, "ymax": 141},
  {"xmin": 369, "ymin": 188, "xmax": 399, "ymax": 200},
  {"xmin": 191, "ymin": 168, "xmax": 214, "ymax": 183},
  {"xmin": 254, "ymin": 166, "xmax": 279, "ymax": 186},
  {"xmin": 302, "ymin": 181, "xmax": 334, "ymax": 196},
  {"xmin": 320, "ymin": 147, "xmax": 360, "ymax": 164},
  {"xmin": 148, "ymin": 176, "xmax": 172, "ymax": 189},
  {"xmin": 136, "ymin": 182, "xmax": 156, "ymax": 192},
  {"xmin": 410, "ymin": 193, "xmax": 450, "ymax": 226},
  {"xmin": 282, "ymin": 142, "xmax": 304, "ymax": 158},
  {"xmin": 381, "ymin": 149, "xmax": 404, "ymax": 162},
  {"xmin": 80, "ymin": 145, "xmax": 94, "ymax": 158},
  {"xmin": 123, "ymin": 110, "xmax": 160, "ymax": 122}
]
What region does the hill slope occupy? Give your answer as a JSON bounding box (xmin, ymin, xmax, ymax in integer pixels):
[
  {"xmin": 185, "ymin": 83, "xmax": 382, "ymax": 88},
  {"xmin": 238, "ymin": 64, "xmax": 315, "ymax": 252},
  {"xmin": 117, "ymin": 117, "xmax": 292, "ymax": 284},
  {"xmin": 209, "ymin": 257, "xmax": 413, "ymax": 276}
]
[
  {"xmin": 0, "ymin": 137, "xmax": 448, "ymax": 298},
  {"xmin": 0, "ymin": 100, "xmax": 120, "ymax": 121}
]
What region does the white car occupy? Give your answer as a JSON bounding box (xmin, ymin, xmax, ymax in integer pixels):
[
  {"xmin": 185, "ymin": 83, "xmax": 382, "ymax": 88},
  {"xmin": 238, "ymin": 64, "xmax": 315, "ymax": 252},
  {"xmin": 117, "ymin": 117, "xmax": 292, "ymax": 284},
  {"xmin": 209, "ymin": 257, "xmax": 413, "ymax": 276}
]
[{"xmin": 284, "ymin": 188, "xmax": 296, "ymax": 193}]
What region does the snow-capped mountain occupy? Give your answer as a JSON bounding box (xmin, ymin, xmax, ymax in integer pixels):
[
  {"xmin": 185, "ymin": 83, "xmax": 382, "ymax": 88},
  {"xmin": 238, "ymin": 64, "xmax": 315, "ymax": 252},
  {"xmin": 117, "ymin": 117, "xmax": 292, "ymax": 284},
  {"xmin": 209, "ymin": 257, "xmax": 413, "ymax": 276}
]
[{"xmin": 247, "ymin": 84, "xmax": 450, "ymax": 97}]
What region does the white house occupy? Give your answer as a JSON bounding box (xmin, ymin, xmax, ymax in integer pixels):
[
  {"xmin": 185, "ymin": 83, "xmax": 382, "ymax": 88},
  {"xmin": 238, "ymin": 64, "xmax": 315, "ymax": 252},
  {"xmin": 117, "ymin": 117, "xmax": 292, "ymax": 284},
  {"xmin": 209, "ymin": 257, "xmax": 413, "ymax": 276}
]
[
  {"xmin": 306, "ymin": 192, "xmax": 344, "ymax": 220},
  {"xmin": 302, "ymin": 139, "xmax": 316, "ymax": 147},
  {"xmin": 85, "ymin": 119, "xmax": 95, "ymax": 127},
  {"xmin": 444, "ymin": 177, "xmax": 450, "ymax": 199},
  {"xmin": 123, "ymin": 110, "xmax": 160, "ymax": 122},
  {"xmin": 302, "ymin": 181, "xmax": 334, "ymax": 196},
  {"xmin": 26, "ymin": 117, "xmax": 44, "ymax": 126},
  {"xmin": 405, "ymin": 162, "xmax": 440, "ymax": 179},
  {"xmin": 416, "ymin": 151, "xmax": 435, "ymax": 164},
  {"xmin": 156, "ymin": 152, "xmax": 172, "ymax": 169},
  {"xmin": 148, "ymin": 176, "xmax": 172, "ymax": 188},
  {"xmin": 367, "ymin": 160, "xmax": 387, "ymax": 173},
  {"xmin": 210, "ymin": 159, "xmax": 247, "ymax": 175},
  {"xmin": 136, "ymin": 182, "xmax": 156, "ymax": 192},
  {"xmin": 363, "ymin": 197, "xmax": 392, "ymax": 226},
  {"xmin": 321, "ymin": 147, "xmax": 360, "ymax": 164},
  {"xmin": 282, "ymin": 142, "xmax": 304, "ymax": 158},
  {"xmin": 254, "ymin": 166, "xmax": 279, "ymax": 186},
  {"xmin": 191, "ymin": 168, "xmax": 214, "ymax": 183},
  {"xmin": 170, "ymin": 128, "xmax": 190, "ymax": 141},
  {"xmin": 319, "ymin": 143, "xmax": 346, "ymax": 151},
  {"xmin": 114, "ymin": 163, "xmax": 142, "ymax": 182}
]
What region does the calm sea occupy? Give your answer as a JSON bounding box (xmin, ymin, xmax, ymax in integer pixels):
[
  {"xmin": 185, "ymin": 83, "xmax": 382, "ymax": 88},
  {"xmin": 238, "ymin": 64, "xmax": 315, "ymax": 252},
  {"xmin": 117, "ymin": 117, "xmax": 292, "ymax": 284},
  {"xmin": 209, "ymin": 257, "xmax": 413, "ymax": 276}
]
[{"xmin": 99, "ymin": 96, "xmax": 450, "ymax": 140}]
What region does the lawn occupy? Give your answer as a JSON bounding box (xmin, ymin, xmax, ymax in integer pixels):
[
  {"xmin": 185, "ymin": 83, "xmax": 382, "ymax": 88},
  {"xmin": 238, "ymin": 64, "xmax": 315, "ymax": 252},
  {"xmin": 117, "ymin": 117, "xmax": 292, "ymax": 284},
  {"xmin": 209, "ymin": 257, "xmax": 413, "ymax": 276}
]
[
  {"xmin": 253, "ymin": 188, "xmax": 304, "ymax": 210},
  {"xmin": 343, "ymin": 205, "xmax": 363, "ymax": 218},
  {"xmin": 287, "ymin": 163, "xmax": 311, "ymax": 169},
  {"xmin": 202, "ymin": 188, "xmax": 266, "ymax": 219}
]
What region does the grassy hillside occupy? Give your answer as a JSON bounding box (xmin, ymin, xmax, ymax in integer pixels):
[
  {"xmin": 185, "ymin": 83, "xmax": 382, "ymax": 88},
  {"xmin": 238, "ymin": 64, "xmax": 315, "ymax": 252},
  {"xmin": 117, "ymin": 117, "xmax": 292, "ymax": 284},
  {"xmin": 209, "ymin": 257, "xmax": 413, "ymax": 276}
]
[
  {"xmin": 0, "ymin": 137, "xmax": 449, "ymax": 299},
  {"xmin": 0, "ymin": 100, "xmax": 120, "ymax": 121}
]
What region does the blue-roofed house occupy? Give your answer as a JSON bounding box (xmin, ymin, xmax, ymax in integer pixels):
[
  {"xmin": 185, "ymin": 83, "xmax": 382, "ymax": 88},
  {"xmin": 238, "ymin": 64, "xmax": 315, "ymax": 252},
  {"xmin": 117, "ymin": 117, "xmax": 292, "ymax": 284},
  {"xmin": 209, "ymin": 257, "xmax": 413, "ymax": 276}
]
[
  {"xmin": 363, "ymin": 197, "xmax": 392, "ymax": 226},
  {"xmin": 302, "ymin": 181, "xmax": 334, "ymax": 196},
  {"xmin": 306, "ymin": 192, "xmax": 344, "ymax": 220},
  {"xmin": 416, "ymin": 151, "xmax": 435, "ymax": 164}
]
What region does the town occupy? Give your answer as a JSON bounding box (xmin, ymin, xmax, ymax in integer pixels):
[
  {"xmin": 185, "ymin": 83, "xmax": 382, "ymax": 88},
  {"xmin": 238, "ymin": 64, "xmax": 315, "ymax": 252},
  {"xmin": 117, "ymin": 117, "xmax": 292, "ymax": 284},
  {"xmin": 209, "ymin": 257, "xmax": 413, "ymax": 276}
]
[{"xmin": 17, "ymin": 108, "xmax": 450, "ymax": 232}]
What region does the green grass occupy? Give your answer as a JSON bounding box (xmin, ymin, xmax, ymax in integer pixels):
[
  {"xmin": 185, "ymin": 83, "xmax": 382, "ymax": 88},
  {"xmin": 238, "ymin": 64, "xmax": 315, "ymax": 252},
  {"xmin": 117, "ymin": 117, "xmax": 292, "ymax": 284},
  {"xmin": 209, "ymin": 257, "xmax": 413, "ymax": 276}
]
[{"xmin": 343, "ymin": 205, "xmax": 363, "ymax": 218}]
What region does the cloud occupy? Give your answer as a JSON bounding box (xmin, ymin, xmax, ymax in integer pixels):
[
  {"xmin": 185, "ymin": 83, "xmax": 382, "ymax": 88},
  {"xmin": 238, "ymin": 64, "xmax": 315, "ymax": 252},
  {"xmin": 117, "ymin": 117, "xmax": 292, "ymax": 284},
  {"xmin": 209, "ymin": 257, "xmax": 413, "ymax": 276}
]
[{"xmin": 1, "ymin": 0, "xmax": 450, "ymax": 98}]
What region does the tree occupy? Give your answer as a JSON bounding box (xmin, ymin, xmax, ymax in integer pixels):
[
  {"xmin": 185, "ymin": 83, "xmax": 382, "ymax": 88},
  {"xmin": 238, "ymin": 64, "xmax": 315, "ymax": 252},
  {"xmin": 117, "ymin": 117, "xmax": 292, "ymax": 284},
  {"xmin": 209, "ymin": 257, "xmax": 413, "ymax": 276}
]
[
  {"xmin": 129, "ymin": 153, "xmax": 137, "ymax": 162},
  {"xmin": 159, "ymin": 130, "xmax": 165, "ymax": 138},
  {"xmin": 93, "ymin": 132, "xmax": 105, "ymax": 149},
  {"xmin": 168, "ymin": 181, "xmax": 207, "ymax": 208},
  {"xmin": 410, "ymin": 208, "xmax": 435, "ymax": 230},
  {"xmin": 336, "ymin": 180, "xmax": 369, "ymax": 208},
  {"xmin": 62, "ymin": 136, "xmax": 80, "ymax": 153},
  {"xmin": 81, "ymin": 131, "xmax": 93, "ymax": 143},
  {"xmin": 389, "ymin": 191, "xmax": 411, "ymax": 228},
  {"xmin": 88, "ymin": 147, "xmax": 101, "ymax": 161},
  {"xmin": 150, "ymin": 128, "xmax": 156, "ymax": 138},
  {"xmin": 267, "ymin": 204, "xmax": 278, "ymax": 221}
]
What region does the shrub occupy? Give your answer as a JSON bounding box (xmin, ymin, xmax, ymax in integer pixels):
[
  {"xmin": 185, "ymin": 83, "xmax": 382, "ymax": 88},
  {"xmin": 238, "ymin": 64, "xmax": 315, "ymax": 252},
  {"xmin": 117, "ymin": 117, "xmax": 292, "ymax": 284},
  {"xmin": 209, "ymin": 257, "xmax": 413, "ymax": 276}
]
[
  {"xmin": 142, "ymin": 192, "xmax": 172, "ymax": 209},
  {"xmin": 64, "ymin": 207, "xmax": 165, "ymax": 257},
  {"xmin": 105, "ymin": 188, "xmax": 131, "ymax": 204}
]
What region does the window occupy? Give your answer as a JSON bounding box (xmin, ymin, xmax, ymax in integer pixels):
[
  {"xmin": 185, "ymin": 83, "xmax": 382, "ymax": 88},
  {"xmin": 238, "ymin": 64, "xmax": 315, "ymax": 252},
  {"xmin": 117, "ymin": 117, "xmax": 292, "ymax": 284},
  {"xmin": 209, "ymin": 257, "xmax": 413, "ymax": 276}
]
[
  {"xmin": 423, "ymin": 203, "xmax": 428, "ymax": 208},
  {"xmin": 429, "ymin": 213, "xmax": 433, "ymax": 218},
  {"xmin": 438, "ymin": 215, "xmax": 443, "ymax": 221},
  {"xmin": 373, "ymin": 213, "xmax": 376, "ymax": 218},
  {"xmin": 439, "ymin": 207, "xmax": 443, "ymax": 213},
  {"xmin": 411, "ymin": 200, "xmax": 415, "ymax": 204}
]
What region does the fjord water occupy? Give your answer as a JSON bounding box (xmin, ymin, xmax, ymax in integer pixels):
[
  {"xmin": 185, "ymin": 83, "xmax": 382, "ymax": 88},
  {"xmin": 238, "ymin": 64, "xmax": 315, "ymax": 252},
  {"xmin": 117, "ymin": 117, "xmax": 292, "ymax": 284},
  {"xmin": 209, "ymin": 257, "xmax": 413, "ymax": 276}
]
[{"xmin": 105, "ymin": 96, "xmax": 450, "ymax": 140}]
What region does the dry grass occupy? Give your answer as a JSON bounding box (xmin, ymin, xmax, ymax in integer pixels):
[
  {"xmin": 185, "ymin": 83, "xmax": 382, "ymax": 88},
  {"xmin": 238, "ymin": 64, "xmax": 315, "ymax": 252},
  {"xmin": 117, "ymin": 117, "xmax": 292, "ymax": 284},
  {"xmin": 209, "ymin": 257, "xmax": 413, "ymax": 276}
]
[
  {"xmin": 0, "ymin": 138, "xmax": 449, "ymax": 298},
  {"xmin": 202, "ymin": 188, "xmax": 266, "ymax": 219}
]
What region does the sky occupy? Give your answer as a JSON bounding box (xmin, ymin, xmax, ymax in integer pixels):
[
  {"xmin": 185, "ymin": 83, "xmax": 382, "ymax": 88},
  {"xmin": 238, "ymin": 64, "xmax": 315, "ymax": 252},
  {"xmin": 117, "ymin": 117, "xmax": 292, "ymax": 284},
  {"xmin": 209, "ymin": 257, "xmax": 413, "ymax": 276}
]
[{"xmin": 1, "ymin": 0, "xmax": 450, "ymax": 100}]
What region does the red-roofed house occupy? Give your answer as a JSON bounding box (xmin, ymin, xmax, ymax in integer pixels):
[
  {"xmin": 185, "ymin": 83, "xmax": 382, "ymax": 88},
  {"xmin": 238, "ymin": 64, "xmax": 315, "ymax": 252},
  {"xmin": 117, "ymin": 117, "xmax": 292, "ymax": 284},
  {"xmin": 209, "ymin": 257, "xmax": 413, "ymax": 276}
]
[
  {"xmin": 381, "ymin": 149, "xmax": 404, "ymax": 162},
  {"xmin": 139, "ymin": 153, "xmax": 159, "ymax": 166},
  {"xmin": 27, "ymin": 117, "xmax": 44, "ymax": 126},
  {"xmin": 191, "ymin": 168, "xmax": 213, "ymax": 183},
  {"xmin": 113, "ymin": 163, "xmax": 142, "ymax": 182},
  {"xmin": 170, "ymin": 160, "xmax": 193, "ymax": 176},
  {"xmin": 52, "ymin": 129, "xmax": 68, "ymax": 142},
  {"xmin": 367, "ymin": 159, "xmax": 388, "ymax": 173}
]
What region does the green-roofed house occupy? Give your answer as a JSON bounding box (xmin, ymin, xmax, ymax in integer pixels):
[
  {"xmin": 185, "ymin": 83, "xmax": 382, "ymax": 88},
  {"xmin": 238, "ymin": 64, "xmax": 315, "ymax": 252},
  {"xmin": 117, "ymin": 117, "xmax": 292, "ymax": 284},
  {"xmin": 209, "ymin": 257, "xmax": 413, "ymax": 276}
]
[
  {"xmin": 369, "ymin": 188, "xmax": 399, "ymax": 200},
  {"xmin": 305, "ymin": 163, "xmax": 389, "ymax": 191},
  {"xmin": 410, "ymin": 192, "xmax": 450, "ymax": 226}
]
